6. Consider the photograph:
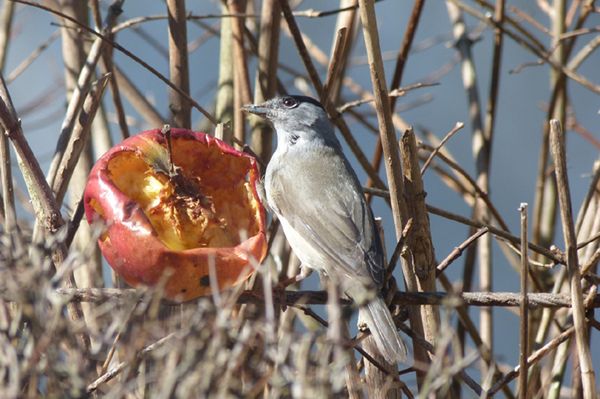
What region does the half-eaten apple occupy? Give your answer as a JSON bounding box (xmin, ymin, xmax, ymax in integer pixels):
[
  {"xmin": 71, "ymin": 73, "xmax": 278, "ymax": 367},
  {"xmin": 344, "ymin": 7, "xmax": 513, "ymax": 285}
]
[{"xmin": 84, "ymin": 128, "xmax": 267, "ymax": 301}]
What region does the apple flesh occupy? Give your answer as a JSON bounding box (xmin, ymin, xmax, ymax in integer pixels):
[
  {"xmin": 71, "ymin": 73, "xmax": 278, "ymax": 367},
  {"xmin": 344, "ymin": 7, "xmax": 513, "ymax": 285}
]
[{"xmin": 84, "ymin": 128, "xmax": 267, "ymax": 301}]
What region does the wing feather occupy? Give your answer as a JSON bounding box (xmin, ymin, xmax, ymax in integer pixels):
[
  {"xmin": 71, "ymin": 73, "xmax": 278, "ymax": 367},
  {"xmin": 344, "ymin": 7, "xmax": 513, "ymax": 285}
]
[{"xmin": 267, "ymin": 153, "xmax": 384, "ymax": 289}]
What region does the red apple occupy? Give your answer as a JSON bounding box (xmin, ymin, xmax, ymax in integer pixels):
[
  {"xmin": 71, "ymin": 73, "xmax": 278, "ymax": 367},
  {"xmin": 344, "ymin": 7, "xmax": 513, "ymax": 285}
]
[{"xmin": 84, "ymin": 128, "xmax": 267, "ymax": 301}]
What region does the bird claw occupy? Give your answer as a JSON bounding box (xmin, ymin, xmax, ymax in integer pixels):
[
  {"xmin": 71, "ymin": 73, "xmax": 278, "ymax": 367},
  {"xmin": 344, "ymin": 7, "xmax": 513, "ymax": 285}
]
[{"xmin": 274, "ymin": 266, "xmax": 313, "ymax": 310}]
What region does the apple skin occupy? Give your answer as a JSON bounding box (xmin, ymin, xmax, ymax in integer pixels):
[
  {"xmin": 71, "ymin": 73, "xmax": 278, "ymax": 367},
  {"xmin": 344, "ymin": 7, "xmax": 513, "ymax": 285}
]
[{"xmin": 84, "ymin": 128, "xmax": 267, "ymax": 301}]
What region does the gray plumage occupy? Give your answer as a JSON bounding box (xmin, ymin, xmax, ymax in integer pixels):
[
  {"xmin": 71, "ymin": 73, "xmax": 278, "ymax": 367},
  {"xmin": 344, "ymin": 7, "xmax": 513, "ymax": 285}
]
[{"xmin": 242, "ymin": 95, "xmax": 407, "ymax": 364}]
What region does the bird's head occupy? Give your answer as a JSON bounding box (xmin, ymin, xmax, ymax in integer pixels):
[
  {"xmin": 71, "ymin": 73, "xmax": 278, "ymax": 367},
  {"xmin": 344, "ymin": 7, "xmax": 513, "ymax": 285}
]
[{"xmin": 242, "ymin": 96, "xmax": 336, "ymax": 146}]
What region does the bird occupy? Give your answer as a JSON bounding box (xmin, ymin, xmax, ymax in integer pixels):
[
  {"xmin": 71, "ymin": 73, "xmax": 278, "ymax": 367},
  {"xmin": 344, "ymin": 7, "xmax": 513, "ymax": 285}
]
[{"xmin": 242, "ymin": 95, "xmax": 407, "ymax": 364}]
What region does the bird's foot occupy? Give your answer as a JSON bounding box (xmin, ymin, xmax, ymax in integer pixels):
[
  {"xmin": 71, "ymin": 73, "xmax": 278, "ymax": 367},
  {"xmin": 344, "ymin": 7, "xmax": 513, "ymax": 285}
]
[{"xmin": 274, "ymin": 266, "xmax": 312, "ymax": 310}]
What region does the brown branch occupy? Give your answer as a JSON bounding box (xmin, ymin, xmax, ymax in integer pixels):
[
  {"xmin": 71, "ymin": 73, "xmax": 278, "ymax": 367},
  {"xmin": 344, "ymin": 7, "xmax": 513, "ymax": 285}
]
[
  {"xmin": 250, "ymin": 0, "xmax": 280, "ymax": 160},
  {"xmin": 482, "ymin": 0, "xmax": 504, "ymax": 174},
  {"xmin": 227, "ymin": 0, "xmax": 252, "ymax": 145},
  {"xmin": 322, "ymin": 27, "xmax": 348, "ymax": 105},
  {"xmin": 399, "ymin": 126, "xmax": 440, "ymax": 339},
  {"xmin": 0, "ymin": 79, "xmax": 20, "ymax": 248},
  {"xmin": 358, "ymin": 0, "xmax": 434, "ymax": 384},
  {"xmin": 51, "ymin": 74, "xmax": 111, "ymax": 206},
  {"xmin": 549, "ymin": 119, "xmax": 596, "ymax": 398},
  {"xmin": 366, "ymin": 0, "xmax": 425, "ymax": 203},
  {"xmin": 291, "ymin": 1, "xmax": 377, "ymax": 18},
  {"xmin": 325, "ymin": 0, "xmax": 357, "ymax": 105},
  {"xmin": 0, "ymin": 0, "xmax": 15, "ymax": 72},
  {"xmin": 48, "ymin": 288, "xmax": 600, "ymax": 309},
  {"xmin": 0, "ymin": 77, "xmax": 64, "ymax": 237},
  {"xmin": 356, "ymin": 0, "xmax": 408, "ymax": 259},
  {"xmin": 0, "ymin": 0, "xmax": 16, "ymax": 238},
  {"xmin": 167, "ymin": 0, "xmax": 191, "ymax": 129},
  {"xmin": 509, "ymin": 5, "xmax": 551, "ymax": 36},
  {"xmin": 214, "ymin": 3, "xmax": 234, "ymax": 145}
]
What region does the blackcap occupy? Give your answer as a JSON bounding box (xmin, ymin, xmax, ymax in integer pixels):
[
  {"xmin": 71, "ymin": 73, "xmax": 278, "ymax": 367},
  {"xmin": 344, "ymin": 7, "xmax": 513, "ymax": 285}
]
[{"xmin": 242, "ymin": 95, "xmax": 407, "ymax": 363}]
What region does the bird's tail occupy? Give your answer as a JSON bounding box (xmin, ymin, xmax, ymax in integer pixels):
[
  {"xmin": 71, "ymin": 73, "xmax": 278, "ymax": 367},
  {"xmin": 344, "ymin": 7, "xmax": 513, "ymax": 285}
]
[{"xmin": 359, "ymin": 296, "xmax": 408, "ymax": 364}]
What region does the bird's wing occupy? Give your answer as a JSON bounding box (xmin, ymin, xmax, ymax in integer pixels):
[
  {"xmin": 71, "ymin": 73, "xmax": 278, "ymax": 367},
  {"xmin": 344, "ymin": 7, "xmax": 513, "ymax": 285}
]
[{"xmin": 268, "ymin": 160, "xmax": 385, "ymax": 288}]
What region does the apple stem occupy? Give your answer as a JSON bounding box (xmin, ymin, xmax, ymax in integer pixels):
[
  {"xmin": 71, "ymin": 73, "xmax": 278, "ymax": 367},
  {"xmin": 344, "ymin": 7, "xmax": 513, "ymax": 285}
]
[{"xmin": 161, "ymin": 124, "xmax": 176, "ymax": 177}]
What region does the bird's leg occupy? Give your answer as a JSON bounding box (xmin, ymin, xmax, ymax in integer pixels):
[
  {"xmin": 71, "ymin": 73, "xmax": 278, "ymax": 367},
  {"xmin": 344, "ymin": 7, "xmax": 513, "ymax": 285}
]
[
  {"xmin": 274, "ymin": 265, "xmax": 313, "ymax": 310},
  {"xmin": 277, "ymin": 264, "xmax": 312, "ymax": 289}
]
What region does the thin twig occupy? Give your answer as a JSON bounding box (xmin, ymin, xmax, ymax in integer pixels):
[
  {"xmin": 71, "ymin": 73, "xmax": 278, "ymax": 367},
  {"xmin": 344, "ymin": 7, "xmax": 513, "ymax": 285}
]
[
  {"xmin": 291, "ymin": 1, "xmax": 381, "ymax": 18},
  {"xmin": 87, "ymin": 332, "xmax": 176, "ymax": 393},
  {"xmin": 419, "ymin": 142, "xmax": 509, "ymax": 231},
  {"xmin": 6, "ymin": 30, "xmax": 61, "ymax": 83},
  {"xmin": 337, "ymin": 82, "xmax": 439, "ymax": 114},
  {"xmin": 509, "ymin": 5, "xmax": 551, "ymax": 36},
  {"xmin": 325, "ymin": 0, "xmax": 357, "ymax": 105},
  {"xmin": 386, "ymin": 218, "xmax": 413, "ymax": 278},
  {"xmin": 426, "ymin": 202, "xmax": 562, "ymax": 264},
  {"xmin": 518, "ymin": 203, "xmax": 529, "ymax": 399},
  {"xmin": 420, "ymin": 121, "xmax": 465, "ymax": 175},
  {"xmin": 436, "ymin": 227, "xmax": 488, "ymax": 276},
  {"xmin": 488, "ymin": 326, "xmax": 575, "ymax": 396},
  {"xmin": 99, "ymin": 13, "xmax": 130, "ymax": 139}
]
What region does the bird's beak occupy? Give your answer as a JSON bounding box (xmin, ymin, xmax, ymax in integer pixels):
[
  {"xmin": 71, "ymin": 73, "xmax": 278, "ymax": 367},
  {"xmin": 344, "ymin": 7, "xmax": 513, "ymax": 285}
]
[{"xmin": 241, "ymin": 103, "xmax": 270, "ymax": 118}]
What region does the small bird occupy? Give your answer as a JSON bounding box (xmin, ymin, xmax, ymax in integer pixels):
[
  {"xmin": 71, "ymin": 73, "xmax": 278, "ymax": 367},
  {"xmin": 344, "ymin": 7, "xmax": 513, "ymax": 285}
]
[{"xmin": 242, "ymin": 95, "xmax": 407, "ymax": 363}]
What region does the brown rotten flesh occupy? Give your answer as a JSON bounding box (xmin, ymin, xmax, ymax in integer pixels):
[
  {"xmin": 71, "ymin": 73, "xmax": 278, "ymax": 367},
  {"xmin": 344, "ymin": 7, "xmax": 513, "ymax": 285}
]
[{"xmin": 84, "ymin": 128, "xmax": 267, "ymax": 301}]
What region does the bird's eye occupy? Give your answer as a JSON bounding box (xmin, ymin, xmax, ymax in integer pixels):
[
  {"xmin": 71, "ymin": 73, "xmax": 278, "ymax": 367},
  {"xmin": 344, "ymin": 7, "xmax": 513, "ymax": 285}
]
[{"xmin": 282, "ymin": 97, "xmax": 298, "ymax": 108}]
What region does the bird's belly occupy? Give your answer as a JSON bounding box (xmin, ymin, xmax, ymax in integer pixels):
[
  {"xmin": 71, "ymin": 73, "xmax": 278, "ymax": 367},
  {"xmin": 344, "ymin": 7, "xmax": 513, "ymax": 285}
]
[{"xmin": 278, "ymin": 217, "xmax": 326, "ymax": 273}]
